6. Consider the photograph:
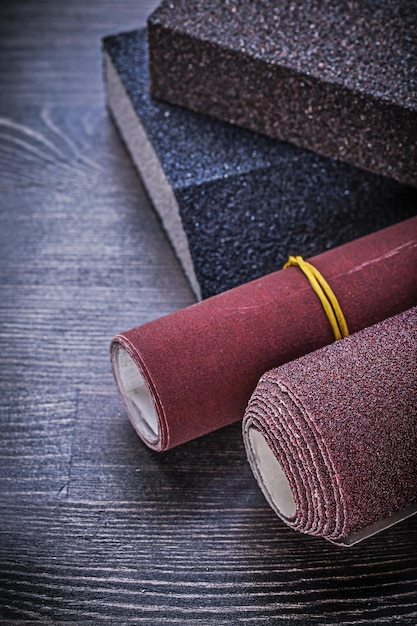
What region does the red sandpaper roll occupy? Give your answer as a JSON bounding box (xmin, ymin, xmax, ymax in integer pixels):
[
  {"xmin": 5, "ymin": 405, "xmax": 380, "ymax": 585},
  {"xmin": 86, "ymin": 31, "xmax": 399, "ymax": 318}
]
[
  {"xmin": 242, "ymin": 307, "xmax": 417, "ymax": 546},
  {"xmin": 110, "ymin": 217, "xmax": 417, "ymax": 451}
]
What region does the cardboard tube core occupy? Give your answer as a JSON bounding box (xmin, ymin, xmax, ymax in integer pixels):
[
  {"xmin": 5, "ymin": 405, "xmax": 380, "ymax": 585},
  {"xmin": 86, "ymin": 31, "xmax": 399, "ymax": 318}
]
[
  {"xmin": 113, "ymin": 344, "xmax": 159, "ymax": 443},
  {"xmin": 248, "ymin": 428, "xmax": 296, "ymax": 519}
]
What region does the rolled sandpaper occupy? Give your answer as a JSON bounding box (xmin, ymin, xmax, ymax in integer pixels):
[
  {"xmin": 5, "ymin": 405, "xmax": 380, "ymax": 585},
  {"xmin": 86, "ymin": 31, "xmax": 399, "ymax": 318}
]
[
  {"xmin": 148, "ymin": 0, "xmax": 417, "ymax": 186},
  {"xmin": 243, "ymin": 307, "xmax": 417, "ymax": 546},
  {"xmin": 110, "ymin": 217, "xmax": 417, "ymax": 451},
  {"xmin": 103, "ymin": 28, "xmax": 417, "ymax": 300}
]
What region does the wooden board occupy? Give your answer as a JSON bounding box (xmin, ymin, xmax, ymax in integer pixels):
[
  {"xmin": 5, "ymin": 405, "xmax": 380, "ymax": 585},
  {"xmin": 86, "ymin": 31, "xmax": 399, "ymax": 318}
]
[{"xmin": 0, "ymin": 1, "xmax": 416, "ymax": 623}]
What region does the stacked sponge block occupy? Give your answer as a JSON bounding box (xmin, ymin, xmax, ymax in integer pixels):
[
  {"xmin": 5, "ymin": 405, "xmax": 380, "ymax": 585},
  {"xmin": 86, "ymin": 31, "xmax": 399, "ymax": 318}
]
[
  {"xmin": 148, "ymin": 0, "xmax": 417, "ymax": 186},
  {"xmin": 103, "ymin": 2, "xmax": 417, "ymax": 299}
]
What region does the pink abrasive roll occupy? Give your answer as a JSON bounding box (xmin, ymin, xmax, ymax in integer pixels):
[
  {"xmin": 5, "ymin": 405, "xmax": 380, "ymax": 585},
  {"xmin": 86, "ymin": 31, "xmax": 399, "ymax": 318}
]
[
  {"xmin": 110, "ymin": 218, "xmax": 417, "ymax": 451},
  {"xmin": 242, "ymin": 307, "xmax": 417, "ymax": 546}
]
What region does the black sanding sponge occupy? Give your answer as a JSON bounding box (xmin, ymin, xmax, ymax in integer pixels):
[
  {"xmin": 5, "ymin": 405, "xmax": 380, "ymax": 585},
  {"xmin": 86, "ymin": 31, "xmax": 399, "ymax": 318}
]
[
  {"xmin": 148, "ymin": 0, "xmax": 417, "ymax": 187},
  {"xmin": 102, "ymin": 29, "xmax": 417, "ymax": 300}
]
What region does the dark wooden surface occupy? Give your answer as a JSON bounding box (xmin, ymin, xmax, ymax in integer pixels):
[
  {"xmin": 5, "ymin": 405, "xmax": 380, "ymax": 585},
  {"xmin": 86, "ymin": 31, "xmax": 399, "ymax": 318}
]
[{"xmin": 0, "ymin": 1, "xmax": 416, "ymax": 623}]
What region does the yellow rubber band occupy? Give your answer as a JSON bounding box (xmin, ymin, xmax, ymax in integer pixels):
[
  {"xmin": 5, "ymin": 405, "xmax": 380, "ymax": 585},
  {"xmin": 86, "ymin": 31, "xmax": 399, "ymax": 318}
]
[{"xmin": 284, "ymin": 256, "xmax": 349, "ymax": 341}]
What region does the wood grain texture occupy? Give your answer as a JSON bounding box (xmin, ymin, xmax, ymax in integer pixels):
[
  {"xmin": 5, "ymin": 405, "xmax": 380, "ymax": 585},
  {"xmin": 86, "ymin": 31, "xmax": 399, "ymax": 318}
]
[{"xmin": 0, "ymin": 1, "xmax": 416, "ymax": 623}]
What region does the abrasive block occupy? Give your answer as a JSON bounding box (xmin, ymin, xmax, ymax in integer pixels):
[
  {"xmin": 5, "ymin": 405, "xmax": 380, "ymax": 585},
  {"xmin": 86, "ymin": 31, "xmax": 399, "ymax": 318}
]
[
  {"xmin": 148, "ymin": 0, "xmax": 417, "ymax": 187},
  {"xmin": 103, "ymin": 29, "xmax": 417, "ymax": 300}
]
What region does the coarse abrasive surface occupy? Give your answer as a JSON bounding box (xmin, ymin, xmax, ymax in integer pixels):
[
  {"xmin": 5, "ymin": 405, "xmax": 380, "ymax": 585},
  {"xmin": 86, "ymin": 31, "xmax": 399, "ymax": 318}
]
[
  {"xmin": 243, "ymin": 307, "xmax": 417, "ymax": 544},
  {"xmin": 103, "ymin": 29, "xmax": 417, "ymax": 299},
  {"xmin": 110, "ymin": 218, "xmax": 417, "ymax": 452},
  {"xmin": 148, "ymin": 0, "xmax": 417, "ymax": 186}
]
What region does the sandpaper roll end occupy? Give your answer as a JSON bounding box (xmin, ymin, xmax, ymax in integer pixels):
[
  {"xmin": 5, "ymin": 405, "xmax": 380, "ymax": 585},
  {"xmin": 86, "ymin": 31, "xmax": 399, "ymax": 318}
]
[
  {"xmin": 110, "ymin": 335, "xmax": 166, "ymax": 451},
  {"xmin": 243, "ymin": 307, "xmax": 417, "ymax": 545}
]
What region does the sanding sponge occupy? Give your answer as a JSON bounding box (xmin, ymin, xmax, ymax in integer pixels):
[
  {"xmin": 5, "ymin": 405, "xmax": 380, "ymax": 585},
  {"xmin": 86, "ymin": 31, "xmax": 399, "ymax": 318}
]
[
  {"xmin": 103, "ymin": 29, "xmax": 417, "ymax": 300},
  {"xmin": 148, "ymin": 0, "xmax": 417, "ymax": 187}
]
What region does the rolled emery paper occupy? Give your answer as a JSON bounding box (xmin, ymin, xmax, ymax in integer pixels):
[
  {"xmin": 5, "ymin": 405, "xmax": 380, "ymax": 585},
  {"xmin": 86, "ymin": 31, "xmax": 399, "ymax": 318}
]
[
  {"xmin": 243, "ymin": 307, "xmax": 417, "ymax": 545},
  {"xmin": 110, "ymin": 217, "xmax": 417, "ymax": 451}
]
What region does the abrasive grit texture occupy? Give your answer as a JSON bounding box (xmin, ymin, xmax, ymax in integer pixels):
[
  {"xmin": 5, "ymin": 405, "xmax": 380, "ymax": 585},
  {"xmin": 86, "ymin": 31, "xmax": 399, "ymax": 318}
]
[
  {"xmin": 243, "ymin": 307, "xmax": 417, "ymax": 545},
  {"xmin": 103, "ymin": 29, "xmax": 417, "ymax": 300},
  {"xmin": 110, "ymin": 218, "xmax": 417, "ymax": 452},
  {"xmin": 148, "ymin": 0, "xmax": 417, "ymax": 186}
]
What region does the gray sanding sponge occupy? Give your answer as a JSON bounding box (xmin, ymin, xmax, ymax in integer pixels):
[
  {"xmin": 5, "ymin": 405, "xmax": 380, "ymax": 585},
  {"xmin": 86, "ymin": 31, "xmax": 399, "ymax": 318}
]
[
  {"xmin": 102, "ymin": 29, "xmax": 417, "ymax": 300},
  {"xmin": 148, "ymin": 0, "xmax": 417, "ymax": 187}
]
